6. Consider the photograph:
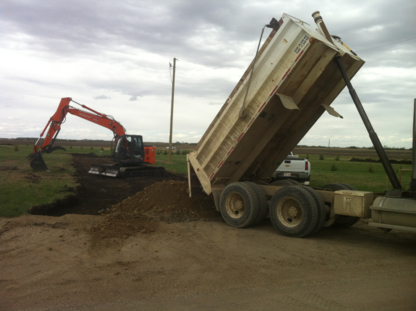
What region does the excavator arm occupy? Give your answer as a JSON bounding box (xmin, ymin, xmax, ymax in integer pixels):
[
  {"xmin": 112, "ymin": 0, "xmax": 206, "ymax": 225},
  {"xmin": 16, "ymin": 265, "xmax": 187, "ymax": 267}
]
[{"xmin": 29, "ymin": 97, "xmax": 127, "ymax": 170}]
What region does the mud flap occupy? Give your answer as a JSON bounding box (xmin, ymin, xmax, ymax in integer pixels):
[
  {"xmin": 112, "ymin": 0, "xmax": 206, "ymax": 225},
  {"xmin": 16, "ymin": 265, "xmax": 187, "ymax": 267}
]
[{"xmin": 28, "ymin": 152, "xmax": 49, "ymax": 171}]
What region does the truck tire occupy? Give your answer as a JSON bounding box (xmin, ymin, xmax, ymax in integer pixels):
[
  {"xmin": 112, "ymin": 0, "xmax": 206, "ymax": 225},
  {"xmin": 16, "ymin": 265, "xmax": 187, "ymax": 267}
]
[
  {"xmin": 247, "ymin": 182, "xmax": 269, "ymax": 226},
  {"xmin": 271, "ymin": 180, "xmax": 293, "ymax": 186},
  {"xmin": 333, "ymin": 215, "xmax": 361, "ymax": 228},
  {"xmin": 269, "ymin": 186, "xmax": 319, "ymax": 238},
  {"xmin": 219, "ymin": 182, "xmax": 260, "ymax": 228},
  {"xmin": 337, "ymin": 183, "xmax": 356, "ymax": 190},
  {"xmin": 322, "ymin": 183, "xmax": 354, "ymax": 191},
  {"xmin": 286, "ymin": 180, "xmax": 299, "ymax": 185},
  {"xmin": 300, "ymin": 186, "xmax": 327, "ymax": 235},
  {"xmin": 321, "ymin": 183, "xmax": 360, "ymax": 228}
]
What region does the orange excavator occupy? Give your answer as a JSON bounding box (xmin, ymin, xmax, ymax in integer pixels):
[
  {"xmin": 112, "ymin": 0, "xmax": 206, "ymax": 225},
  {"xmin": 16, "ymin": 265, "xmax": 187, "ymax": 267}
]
[{"xmin": 29, "ymin": 97, "xmax": 165, "ymax": 178}]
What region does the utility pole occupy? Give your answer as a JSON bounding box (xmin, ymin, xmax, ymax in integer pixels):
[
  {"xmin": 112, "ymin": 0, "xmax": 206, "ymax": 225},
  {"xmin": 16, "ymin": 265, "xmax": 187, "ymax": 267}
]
[{"xmin": 169, "ymin": 58, "xmax": 177, "ymax": 163}]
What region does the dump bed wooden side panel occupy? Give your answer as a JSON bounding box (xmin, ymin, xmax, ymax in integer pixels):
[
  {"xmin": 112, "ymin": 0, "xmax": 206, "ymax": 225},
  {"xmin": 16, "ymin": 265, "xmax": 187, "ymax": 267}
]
[{"xmin": 188, "ymin": 14, "xmax": 364, "ymax": 194}]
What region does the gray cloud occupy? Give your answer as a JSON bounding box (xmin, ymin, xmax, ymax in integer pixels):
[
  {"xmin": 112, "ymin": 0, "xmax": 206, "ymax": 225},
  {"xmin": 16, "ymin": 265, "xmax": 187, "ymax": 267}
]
[
  {"xmin": 1, "ymin": 0, "xmax": 415, "ymax": 147},
  {"xmin": 94, "ymin": 95, "xmax": 111, "ymax": 100}
]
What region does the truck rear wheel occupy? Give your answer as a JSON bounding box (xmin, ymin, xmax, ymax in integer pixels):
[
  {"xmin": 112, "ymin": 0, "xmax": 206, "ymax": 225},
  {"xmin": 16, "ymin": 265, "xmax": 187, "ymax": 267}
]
[
  {"xmin": 300, "ymin": 186, "xmax": 327, "ymax": 235},
  {"xmin": 271, "ymin": 180, "xmax": 293, "ymax": 186},
  {"xmin": 286, "ymin": 180, "xmax": 299, "ymax": 185},
  {"xmin": 219, "ymin": 182, "xmax": 260, "ymax": 228},
  {"xmin": 269, "ymin": 186, "xmax": 318, "ymax": 237},
  {"xmin": 247, "ymin": 182, "xmax": 269, "ymax": 226},
  {"xmin": 331, "ymin": 183, "xmax": 355, "ymax": 190},
  {"xmin": 321, "ymin": 183, "xmax": 360, "ymax": 228}
]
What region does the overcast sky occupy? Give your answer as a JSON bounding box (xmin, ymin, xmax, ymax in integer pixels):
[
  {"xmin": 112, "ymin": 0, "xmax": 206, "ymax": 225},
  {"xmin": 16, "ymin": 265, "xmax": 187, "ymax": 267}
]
[{"xmin": 1, "ymin": 0, "xmax": 415, "ymax": 148}]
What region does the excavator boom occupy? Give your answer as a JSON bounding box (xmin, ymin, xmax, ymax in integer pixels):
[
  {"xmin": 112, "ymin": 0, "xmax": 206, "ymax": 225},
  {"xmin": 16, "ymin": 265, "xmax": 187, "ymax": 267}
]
[{"xmin": 32, "ymin": 98, "xmax": 126, "ymax": 154}]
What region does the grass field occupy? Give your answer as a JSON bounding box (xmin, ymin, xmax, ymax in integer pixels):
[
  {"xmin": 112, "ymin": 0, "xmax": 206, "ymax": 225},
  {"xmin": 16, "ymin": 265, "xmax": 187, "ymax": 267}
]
[
  {"xmin": 155, "ymin": 154, "xmax": 189, "ymax": 174},
  {"xmin": 0, "ymin": 143, "xmax": 413, "ymax": 217},
  {"xmin": 301, "ymin": 154, "xmax": 412, "ymax": 193},
  {"xmin": 155, "ymin": 153, "xmax": 413, "ymax": 192},
  {"xmin": 0, "ymin": 145, "xmax": 112, "ymax": 217}
]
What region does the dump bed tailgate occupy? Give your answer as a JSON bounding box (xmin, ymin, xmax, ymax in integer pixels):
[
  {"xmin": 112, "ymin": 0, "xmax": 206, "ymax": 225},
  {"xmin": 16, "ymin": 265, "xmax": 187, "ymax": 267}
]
[{"xmin": 188, "ymin": 13, "xmax": 364, "ymax": 195}]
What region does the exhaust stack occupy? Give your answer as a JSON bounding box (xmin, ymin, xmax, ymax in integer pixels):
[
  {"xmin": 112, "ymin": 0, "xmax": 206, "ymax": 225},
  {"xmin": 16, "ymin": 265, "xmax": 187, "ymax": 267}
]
[{"xmin": 312, "ymin": 11, "xmax": 336, "ymax": 46}]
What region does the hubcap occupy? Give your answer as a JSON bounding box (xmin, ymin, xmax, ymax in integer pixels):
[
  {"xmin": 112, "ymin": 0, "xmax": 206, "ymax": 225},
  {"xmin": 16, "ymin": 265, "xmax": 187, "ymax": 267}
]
[
  {"xmin": 225, "ymin": 192, "xmax": 245, "ymax": 219},
  {"xmin": 277, "ymin": 198, "xmax": 302, "ymax": 227}
]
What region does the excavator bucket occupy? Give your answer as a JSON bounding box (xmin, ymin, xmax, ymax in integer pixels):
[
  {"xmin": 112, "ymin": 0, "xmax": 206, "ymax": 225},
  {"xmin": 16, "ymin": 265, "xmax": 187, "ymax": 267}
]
[{"xmin": 28, "ymin": 152, "xmax": 49, "ymax": 171}]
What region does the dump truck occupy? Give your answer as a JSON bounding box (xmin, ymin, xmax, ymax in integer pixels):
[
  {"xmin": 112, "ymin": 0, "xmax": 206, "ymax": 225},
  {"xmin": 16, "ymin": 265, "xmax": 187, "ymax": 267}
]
[{"xmin": 187, "ymin": 11, "xmax": 416, "ymax": 237}]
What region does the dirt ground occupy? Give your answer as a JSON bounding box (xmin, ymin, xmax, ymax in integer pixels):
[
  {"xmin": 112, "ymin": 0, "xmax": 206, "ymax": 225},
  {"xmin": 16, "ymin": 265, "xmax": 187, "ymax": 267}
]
[{"xmin": 1, "ymin": 155, "xmax": 416, "ymax": 310}]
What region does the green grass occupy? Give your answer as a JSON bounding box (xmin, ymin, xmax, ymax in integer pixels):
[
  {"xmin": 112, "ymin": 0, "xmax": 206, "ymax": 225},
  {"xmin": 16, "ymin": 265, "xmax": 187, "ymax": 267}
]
[
  {"xmin": 305, "ymin": 155, "xmax": 412, "ymax": 193},
  {"xmin": 1, "ymin": 145, "xmax": 412, "ymax": 217},
  {"xmin": 0, "ymin": 145, "xmax": 111, "ymax": 217},
  {"xmin": 154, "ymin": 153, "xmax": 412, "ymax": 192},
  {"xmin": 157, "ymin": 153, "xmax": 413, "ymax": 192},
  {"xmin": 155, "ymin": 154, "xmax": 188, "ymax": 174}
]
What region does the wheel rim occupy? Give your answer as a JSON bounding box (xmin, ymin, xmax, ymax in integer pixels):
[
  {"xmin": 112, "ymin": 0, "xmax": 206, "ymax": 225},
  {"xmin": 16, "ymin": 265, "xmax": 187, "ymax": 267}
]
[
  {"xmin": 277, "ymin": 198, "xmax": 302, "ymax": 227},
  {"xmin": 225, "ymin": 192, "xmax": 245, "ymax": 219}
]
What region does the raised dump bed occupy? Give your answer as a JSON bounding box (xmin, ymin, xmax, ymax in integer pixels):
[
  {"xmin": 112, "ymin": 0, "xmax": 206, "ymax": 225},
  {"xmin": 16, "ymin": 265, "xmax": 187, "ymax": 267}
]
[
  {"xmin": 188, "ymin": 13, "xmax": 364, "ymax": 196},
  {"xmin": 187, "ymin": 12, "xmax": 416, "ymax": 238}
]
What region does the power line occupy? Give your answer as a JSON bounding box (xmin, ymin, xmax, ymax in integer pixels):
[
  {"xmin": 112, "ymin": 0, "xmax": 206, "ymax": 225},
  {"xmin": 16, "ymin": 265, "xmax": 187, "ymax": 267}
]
[{"xmin": 357, "ymin": 36, "xmax": 416, "ymax": 52}]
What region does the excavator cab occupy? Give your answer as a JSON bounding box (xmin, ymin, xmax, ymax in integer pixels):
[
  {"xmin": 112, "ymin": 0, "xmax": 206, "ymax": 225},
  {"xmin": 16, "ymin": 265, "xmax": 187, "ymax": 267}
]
[
  {"xmin": 114, "ymin": 135, "xmax": 145, "ymax": 166},
  {"xmin": 90, "ymin": 134, "xmax": 162, "ymax": 177}
]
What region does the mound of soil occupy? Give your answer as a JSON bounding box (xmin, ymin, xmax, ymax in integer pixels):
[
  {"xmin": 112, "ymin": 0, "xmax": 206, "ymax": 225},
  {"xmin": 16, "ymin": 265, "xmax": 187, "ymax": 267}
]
[
  {"xmin": 28, "ymin": 153, "xmax": 221, "ymax": 241},
  {"xmin": 89, "ymin": 180, "xmax": 220, "ymax": 240},
  {"xmin": 31, "ymin": 154, "xmax": 186, "ymax": 216}
]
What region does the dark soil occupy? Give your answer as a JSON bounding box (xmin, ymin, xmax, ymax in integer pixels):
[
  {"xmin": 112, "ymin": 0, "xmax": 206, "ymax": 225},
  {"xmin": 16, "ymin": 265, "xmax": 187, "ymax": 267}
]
[
  {"xmin": 30, "ymin": 154, "xmax": 187, "ymax": 216},
  {"xmin": 30, "ymin": 153, "xmax": 221, "ymax": 237},
  {"xmin": 89, "ymin": 179, "xmax": 220, "ymax": 240}
]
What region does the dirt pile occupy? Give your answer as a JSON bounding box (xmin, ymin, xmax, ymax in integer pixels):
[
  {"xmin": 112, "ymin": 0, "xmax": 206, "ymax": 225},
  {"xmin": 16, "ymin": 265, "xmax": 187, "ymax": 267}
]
[{"xmin": 89, "ymin": 180, "xmax": 220, "ymax": 239}]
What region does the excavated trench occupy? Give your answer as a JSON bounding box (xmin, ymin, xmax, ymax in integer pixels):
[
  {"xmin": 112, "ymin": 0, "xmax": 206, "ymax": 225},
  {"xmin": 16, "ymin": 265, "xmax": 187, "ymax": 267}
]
[
  {"xmin": 29, "ymin": 154, "xmax": 189, "ymax": 216},
  {"xmin": 29, "ymin": 154, "xmax": 221, "ymax": 239}
]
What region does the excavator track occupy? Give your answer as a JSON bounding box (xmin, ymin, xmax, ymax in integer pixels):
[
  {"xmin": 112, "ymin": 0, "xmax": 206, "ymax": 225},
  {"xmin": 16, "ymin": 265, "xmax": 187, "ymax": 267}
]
[{"xmin": 89, "ymin": 163, "xmax": 166, "ymax": 178}]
